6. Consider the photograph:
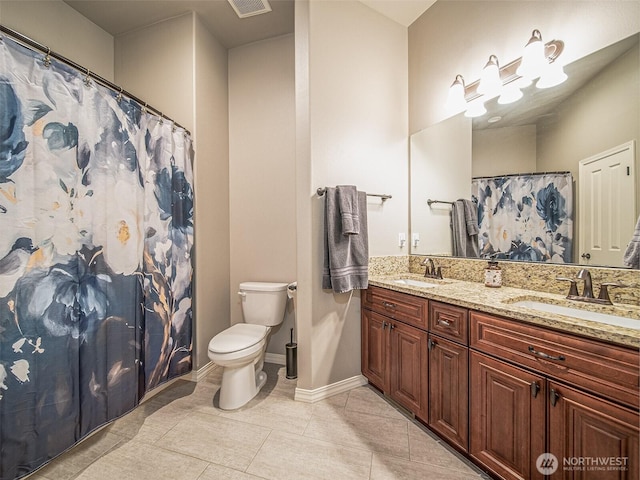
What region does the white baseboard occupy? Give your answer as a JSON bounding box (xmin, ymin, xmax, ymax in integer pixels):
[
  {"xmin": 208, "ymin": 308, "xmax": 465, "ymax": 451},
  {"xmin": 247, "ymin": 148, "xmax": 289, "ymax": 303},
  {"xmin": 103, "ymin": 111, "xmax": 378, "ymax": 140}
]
[
  {"xmin": 265, "ymin": 352, "xmax": 286, "ymax": 365},
  {"xmin": 294, "ymin": 374, "xmax": 368, "ymax": 403},
  {"xmin": 190, "ymin": 361, "xmax": 217, "ymax": 382}
]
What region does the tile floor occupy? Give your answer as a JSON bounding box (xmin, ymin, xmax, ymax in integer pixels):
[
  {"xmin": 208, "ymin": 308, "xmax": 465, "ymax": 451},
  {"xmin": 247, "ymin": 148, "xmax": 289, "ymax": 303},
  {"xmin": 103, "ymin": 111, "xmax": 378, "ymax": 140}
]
[{"xmin": 29, "ymin": 363, "xmax": 489, "ymax": 480}]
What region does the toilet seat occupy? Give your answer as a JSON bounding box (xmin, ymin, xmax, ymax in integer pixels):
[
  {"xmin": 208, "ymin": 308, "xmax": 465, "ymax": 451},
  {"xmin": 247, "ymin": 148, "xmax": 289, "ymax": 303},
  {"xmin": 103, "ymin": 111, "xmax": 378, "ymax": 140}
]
[{"xmin": 208, "ymin": 323, "xmax": 269, "ymax": 354}]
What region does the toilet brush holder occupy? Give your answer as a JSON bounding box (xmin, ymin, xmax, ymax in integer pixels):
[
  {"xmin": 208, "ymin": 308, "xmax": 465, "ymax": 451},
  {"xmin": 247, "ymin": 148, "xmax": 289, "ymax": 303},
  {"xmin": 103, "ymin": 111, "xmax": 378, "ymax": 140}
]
[{"xmin": 286, "ymin": 328, "xmax": 297, "ymax": 379}]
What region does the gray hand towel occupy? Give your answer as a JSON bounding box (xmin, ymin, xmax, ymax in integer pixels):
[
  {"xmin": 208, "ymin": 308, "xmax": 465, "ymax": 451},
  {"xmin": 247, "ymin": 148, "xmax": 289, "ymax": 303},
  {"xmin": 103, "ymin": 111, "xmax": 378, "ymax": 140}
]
[
  {"xmin": 462, "ymin": 198, "xmax": 479, "ymax": 236},
  {"xmin": 337, "ymin": 185, "xmax": 360, "ymax": 235},
  {"xmin": 451, "ymin": 199, "xmax": 479, "ymax": 258},
  {"xmin": 623, "ymin": 215, "xmax": 640, "ymax": 268},
  {"xmin": 322, "ymin": 188, "xmax": 369, "ymax": 293}
]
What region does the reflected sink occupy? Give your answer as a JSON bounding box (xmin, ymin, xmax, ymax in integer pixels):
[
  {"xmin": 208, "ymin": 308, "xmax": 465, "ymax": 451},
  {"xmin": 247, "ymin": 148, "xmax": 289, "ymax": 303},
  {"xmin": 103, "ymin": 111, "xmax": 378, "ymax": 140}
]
[
  {"xmin": 511, "ymin": 300, "xmax": 640, "ymax": 330},
  {"xmin": 393, "ymin": 278, "xmax": 440, "ymax": 288}
]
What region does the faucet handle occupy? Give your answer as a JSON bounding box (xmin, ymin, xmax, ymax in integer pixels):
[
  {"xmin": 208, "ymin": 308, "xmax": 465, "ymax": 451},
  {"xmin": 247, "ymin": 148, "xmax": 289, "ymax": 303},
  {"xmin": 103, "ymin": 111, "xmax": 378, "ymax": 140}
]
[
  {"xmin": 556, "ymin": 276, "xmax": 579, "ymax": 297},
  {"xmin": 597, "ymin": 282, "xmax": 628, "ymax": 304}
]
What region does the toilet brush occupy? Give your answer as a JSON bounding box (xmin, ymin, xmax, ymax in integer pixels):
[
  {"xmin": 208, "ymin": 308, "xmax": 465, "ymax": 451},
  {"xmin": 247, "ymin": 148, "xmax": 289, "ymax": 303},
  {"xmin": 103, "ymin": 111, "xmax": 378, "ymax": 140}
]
[{"xmin": 285, "ymin": 328, "xmax": 297, "ymax": 379}]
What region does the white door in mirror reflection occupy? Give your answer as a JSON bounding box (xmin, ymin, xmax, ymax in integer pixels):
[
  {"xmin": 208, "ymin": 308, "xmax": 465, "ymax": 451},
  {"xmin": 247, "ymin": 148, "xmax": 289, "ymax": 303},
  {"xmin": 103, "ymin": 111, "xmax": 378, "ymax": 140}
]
[{"xmin": 579, "ymin": 141, "xmax": 636, "ymax": 267}]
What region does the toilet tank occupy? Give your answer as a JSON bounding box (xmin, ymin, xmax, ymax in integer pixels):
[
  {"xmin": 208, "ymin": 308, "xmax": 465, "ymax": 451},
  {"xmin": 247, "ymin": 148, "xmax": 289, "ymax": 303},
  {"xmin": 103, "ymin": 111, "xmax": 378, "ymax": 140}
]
[{"xmin": 239, "ymin": 282, "xmax": 289, "ymax": 327}]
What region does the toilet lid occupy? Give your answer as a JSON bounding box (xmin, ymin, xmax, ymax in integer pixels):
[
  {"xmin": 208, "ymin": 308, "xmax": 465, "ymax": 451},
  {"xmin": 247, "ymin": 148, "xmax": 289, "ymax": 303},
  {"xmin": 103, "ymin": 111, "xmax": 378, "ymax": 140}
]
[{"xmin": 208, "ymin": 324, "xmax": 269, "ymax": 354}]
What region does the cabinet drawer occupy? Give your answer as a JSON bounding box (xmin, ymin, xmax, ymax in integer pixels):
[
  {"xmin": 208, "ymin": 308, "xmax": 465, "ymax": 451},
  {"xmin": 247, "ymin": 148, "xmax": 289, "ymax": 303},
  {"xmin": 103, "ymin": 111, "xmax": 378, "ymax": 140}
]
[
  {"xmin": 363, "ymin": 286, "xmax": 428, "ymax": 330},
  {"xmin": 470, "ymin": 311, "xmax": 640, "ymax": 409},
  {"xmin": 429, "ymin": 301, "xmax": 468, "ymax": 344}
]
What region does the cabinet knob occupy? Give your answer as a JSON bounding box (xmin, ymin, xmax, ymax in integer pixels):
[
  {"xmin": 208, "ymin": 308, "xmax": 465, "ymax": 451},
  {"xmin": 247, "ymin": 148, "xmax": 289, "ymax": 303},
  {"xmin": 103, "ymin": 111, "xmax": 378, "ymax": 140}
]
[
  {"xmin": 550, "ymin": 388, "xmax": 561, "ymax": 407},
  {"xmin": 428, "ymin": 338, "xmax": 436, "ymax": 351},
  {"xmin": 382, "ymin": 321, "xmax": 388, "ymax": 330},
  {"xmin": 389, "ymin": 323, "xmax": 396, "ymax": 330}
]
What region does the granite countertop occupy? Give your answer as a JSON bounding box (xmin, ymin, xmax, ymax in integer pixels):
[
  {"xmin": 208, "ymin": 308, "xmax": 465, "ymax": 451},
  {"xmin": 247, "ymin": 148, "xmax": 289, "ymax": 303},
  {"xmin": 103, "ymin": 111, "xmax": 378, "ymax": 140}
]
[{"xmin": 368, "ymin": 273, "xmax": 640, "ymax": 349}]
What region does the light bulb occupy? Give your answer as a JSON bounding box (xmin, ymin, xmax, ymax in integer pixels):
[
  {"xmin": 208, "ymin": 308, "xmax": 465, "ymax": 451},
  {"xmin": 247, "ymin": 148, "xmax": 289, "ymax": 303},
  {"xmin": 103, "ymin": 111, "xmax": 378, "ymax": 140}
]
[
  {"xmin": 464, "ymin": 98, "xmax": 487, "ymax": 118},
  {"xmin": 478, "ymin": 55, "xmax": 502, "ymax": 98},
  {"xmin": 446, "ymin": 75, "xmax": 467, "ymax": 112},
  {"xmin": 498, "ymin": 83, "xmax": 523, "ymax": 104},
  {"xmin": 517, "ymin": 29, "xmax": 548, "ymax": 80},
  {"xmin": 537, "ymin": 61, "xmax": 568, "ymax": 88}
]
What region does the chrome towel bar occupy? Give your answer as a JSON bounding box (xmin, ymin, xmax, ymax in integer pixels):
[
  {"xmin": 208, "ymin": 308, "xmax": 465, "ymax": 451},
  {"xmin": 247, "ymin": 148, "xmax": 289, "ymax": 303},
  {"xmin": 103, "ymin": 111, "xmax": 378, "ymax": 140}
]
[{"xmin": 316, "ymin": 187, "xmax": 392, "ymax": 202}]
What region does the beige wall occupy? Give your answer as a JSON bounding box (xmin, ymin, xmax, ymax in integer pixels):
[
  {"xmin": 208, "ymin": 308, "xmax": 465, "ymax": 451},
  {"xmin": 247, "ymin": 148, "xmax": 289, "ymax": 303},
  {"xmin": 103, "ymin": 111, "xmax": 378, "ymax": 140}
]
[
  {"xmin": 295, "ymin": 0, "xmax": 408, "ymax": 390},
  {"xmin": 411, "ymin": 114, "xmax": 472, "ymax": 256},
  {"xmin": 114, "ymin": 13, "xmax": 194, "ymax": 132},
  {"xmin": 473, "ymin": 125, "xmax": 537, "ymax": 177},
  {"xmin": 537, "ymin": 42, "xmax": 639, "ymax": 187},
  {"xmin": 194, "ymin": 16, "xmax": 230, "ymax": 369},
  {"xmin": 409, "ymin": 1, "xmax": 640, "ymax": 134},
  {"xmin": 228, "ymin": 34, "xmax": 296, "ymax": 356},
  {"xmin": 0, "ymin": 0, "xmax": 114, "ymax": 80},
  {"xmin": 115, "ymin": 13, "xmax": 230, "ymax": 369}
]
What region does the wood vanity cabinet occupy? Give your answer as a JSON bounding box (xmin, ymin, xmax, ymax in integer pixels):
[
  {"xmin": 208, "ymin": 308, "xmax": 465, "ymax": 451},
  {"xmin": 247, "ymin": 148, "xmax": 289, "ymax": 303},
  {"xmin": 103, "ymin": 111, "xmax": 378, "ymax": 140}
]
[
  {"xmin": 548, "ymin": 381, "xmax": 639, "ymax": 480},
  {"xmin": 470, "ymin": 351, "xmax": 546, "ymax": 480},
  {"xmin": 470, "ymin": 311, "xmax": 640, "ymax": 480},
  {"xmin": 361, "ymin": 287, "xmax": 428, "ymax": 419},
  {"xmin": 362, "ymin": 286, "xmax": 639, "ymax": 480},
  {"xmin": 428, "ymin": 301, "xmax": 469, "ymax": 451}
]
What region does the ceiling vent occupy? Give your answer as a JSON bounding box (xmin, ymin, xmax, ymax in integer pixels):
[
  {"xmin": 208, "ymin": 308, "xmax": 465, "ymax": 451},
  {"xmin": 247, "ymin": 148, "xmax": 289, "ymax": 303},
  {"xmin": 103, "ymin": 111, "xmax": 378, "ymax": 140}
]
[{"xmin": 228, "ymin": 0, "xmax": 272, "ymax": 18}]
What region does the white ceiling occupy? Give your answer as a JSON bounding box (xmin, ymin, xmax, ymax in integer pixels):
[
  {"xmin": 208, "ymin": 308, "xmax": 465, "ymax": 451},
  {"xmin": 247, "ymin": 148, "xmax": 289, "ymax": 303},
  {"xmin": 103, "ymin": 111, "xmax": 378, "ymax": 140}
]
[
  {"xmin": 63, "ymin": 0, "xmax": 434, "ymax": 49},
  {"xmin": 360, "ymin": 0, "xmax": 436, "ymax": 27}
]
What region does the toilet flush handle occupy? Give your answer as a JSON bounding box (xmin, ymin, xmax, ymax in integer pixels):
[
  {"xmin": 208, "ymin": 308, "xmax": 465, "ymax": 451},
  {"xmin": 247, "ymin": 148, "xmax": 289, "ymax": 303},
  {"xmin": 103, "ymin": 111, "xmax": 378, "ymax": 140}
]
[{"xmin": 237, "ymin": 291, "xmax": 246, "ymax": 298}]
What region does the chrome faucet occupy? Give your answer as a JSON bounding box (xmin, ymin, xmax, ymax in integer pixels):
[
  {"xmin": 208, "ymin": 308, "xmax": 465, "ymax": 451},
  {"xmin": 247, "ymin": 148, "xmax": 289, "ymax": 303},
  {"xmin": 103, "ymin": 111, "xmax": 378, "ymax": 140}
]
[
  {"xmin": 421, "ymin": 257, "xmax": 443, "ymax": 279},
  {"xmin": 576, "ymin": 269, "xmax": 594, "ymax": 298},
  {"xmin": 556, "ymin": 268, "xmax": 627, "ymax": 305}
]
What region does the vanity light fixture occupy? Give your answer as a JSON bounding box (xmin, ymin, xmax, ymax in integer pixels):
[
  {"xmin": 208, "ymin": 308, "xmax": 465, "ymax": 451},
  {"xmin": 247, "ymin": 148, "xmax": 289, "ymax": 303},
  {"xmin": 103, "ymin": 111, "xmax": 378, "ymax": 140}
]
[
  {"xmin": 446, "ymin": 74, "xmax": 467, "ymax": 112},
  {"xmin": 446, "ymin": 29, "xmax": 566, "ymax": 116},
  {"xmin": 477, "ymin": 55, "xmax": 502, "ymax": 98},
  {"xmin": 498, "ymin": 82, "xmax": 524, "ymax": 104},
  {"xmin": 517, "ymin": 29, "xmax": 548, "ymax": 80},
  {"xmin": 464, "ymin": 98, "xmax": 487, "ymax": 118},
  {"xmin": 536, "ymin": 60, "xmax": 568, "ymax": 88}
]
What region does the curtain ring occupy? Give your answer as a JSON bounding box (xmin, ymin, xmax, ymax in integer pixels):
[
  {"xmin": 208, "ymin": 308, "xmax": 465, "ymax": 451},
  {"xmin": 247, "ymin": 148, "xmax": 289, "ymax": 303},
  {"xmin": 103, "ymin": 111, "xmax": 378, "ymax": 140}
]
[
  {"xmin": 116, "ymin": 87, "xmax": 123, "ymax": 102},
  {"xmin": 43, "ymin": 47, "xmax": 52, "ymax": 68},
  {"xmin": 159, "ymin": 112, "xmax": 164, "ymax": 125},
  {"xmin": 142, "ymin": 103, "xmax": 147, "ymax": 113},
  {"xmin": 83, "ymin": 68, "xmax": 91, "ymax": 87}
]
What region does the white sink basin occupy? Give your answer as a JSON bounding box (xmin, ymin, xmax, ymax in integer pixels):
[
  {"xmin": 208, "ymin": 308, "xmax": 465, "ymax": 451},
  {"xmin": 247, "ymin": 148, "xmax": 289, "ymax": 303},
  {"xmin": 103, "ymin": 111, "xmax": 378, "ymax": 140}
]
[
  {"xmin": 393, "ymin": 278, "xmax": 440, "ymax": 288},
  {"xmin": 511, "ymin": 300, "xmax": 640, "ymax": 330}
]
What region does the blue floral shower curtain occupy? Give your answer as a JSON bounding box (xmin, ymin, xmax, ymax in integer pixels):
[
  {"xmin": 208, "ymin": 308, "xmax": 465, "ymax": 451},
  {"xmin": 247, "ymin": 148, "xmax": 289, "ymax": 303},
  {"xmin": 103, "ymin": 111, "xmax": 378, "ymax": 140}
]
[
  {"xmin": 473, "ymin": 172, "xmax": 573, "ymax": 263},
  {"xmin": 0, "ymin": 35, "xmax": 193, "ymax": 479}
]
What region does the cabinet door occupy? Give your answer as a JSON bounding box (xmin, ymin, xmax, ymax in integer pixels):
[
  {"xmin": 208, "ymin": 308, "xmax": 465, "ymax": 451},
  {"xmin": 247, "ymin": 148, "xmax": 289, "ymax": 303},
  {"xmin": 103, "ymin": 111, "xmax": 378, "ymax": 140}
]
[
  {"xmin": 470, "ymin": 351, "xmax": 546, "ymax": 480},
  {"xmin": 428, "ymin": 335, "xmax": 468, "ymax": 451},
  {"xmin": 361, "ymin": 309, "xmax": 389, "ymax": 391},
  {"xmin": 389, "ymin": 321, "xmax": 428, "ymax": 419},
  {"xmin": 548, "ymin": 381, "xmax": 639, "ymax": 480}
]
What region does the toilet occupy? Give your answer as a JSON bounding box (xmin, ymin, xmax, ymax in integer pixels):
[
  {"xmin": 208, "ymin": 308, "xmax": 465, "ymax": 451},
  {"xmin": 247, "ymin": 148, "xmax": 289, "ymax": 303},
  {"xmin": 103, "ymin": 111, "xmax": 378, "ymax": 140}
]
[{"xmin": 208, "ymin": 281, "xmax": 289, "ymax": 410}]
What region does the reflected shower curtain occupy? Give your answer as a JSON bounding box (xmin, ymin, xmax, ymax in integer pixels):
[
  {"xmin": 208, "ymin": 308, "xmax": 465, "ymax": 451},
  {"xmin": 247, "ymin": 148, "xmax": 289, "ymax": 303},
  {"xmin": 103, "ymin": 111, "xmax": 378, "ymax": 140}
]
[
  {"xmin": 0, "ymin": 35, "xmax": 193, "ymax": 479},
  {"xmin": 473, "ymin": 172, "xmax": 573, "ymax": 263}
]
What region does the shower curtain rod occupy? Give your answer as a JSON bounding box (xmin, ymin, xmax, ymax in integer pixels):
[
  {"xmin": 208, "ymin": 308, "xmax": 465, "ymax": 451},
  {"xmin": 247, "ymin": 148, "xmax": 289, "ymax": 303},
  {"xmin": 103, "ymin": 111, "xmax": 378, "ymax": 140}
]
[
  {"xmin": 472, "ymin": 170, "xmax": 571, "ymax": 180},
  {"xmin": 0, "ymin": 24, "xmax": 191, "ymax": 136}
]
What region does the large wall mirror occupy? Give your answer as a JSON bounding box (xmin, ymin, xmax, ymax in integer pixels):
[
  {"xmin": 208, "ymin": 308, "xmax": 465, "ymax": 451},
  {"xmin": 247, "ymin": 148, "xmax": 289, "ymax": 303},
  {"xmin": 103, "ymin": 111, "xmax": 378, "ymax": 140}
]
[{"xmin": 410, "ymin": 33, "xmax": 639, "ymax": 269}]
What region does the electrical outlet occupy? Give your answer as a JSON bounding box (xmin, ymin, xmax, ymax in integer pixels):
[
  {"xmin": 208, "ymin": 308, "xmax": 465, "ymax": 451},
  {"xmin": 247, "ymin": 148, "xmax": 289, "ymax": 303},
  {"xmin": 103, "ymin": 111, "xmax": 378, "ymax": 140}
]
[
  {"xmin": 398, "ymin": 233, "xmax": 406, "ymax": 248},
  {"xmin": 412, "ymin": 233, "xmax": 420, "ymax": 247}
]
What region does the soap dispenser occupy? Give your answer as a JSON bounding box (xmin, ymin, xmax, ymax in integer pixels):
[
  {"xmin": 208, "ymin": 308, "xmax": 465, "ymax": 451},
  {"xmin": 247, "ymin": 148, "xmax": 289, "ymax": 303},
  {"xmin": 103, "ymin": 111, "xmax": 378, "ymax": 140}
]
[{"xmin": 484, "ymin": 261, "xmax": 502, "ymax": 288}]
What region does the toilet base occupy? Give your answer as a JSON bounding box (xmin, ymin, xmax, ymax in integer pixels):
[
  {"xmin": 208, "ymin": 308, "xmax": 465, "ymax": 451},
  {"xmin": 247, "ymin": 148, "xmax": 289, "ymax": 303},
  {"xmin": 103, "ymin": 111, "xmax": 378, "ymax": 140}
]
[{"xmin": 218, "ymin": 358, "xmax": 267, "ymax": 410}]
